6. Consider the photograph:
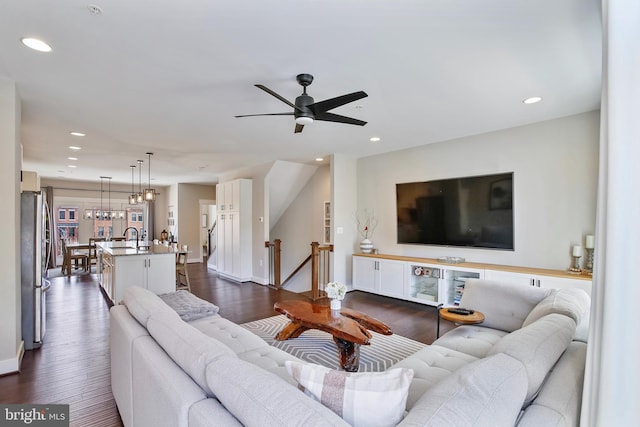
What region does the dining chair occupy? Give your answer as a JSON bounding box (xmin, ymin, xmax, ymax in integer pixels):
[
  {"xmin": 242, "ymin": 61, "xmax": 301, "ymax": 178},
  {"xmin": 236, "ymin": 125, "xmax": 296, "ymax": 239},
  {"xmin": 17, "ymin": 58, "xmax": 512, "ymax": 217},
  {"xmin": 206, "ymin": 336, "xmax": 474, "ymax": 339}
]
[
  {"xmin": 176, "ymin": 247, "xmax": 191, "ymax": 292},
  {"xmin": 61, "ymin": 239, "xmax": 89, "ymax": 275},
  {"xmin": 88, "ymin": 237, "xmax": 106, "ymax": 272}
]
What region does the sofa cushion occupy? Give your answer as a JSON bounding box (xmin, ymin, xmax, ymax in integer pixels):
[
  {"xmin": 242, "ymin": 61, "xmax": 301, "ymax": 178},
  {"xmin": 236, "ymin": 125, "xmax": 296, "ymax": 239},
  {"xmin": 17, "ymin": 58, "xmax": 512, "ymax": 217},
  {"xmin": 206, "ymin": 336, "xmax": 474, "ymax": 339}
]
[
  {"xmin": 516, "ymin": 341, "xmax": 587, "ymax": 427},
  {"xmin": 522, "ymin": 288, "xmax": 590, "ymax": 328},
  {"xmin": 390, "ymin": 344, "xmax": 478, "ymax": 409},
  {"xmin": 147, "ymin": 311, "xmax": 237, "ymax": 397},
  {"xmin": 206, "ymin": 357, "xmax": 350, "ymax": 427},
  {"xmin": 397, "ymin": 353, "xmax": 527, "ymax": 427},
  {"xmin": 123, "ymin": 286, "xmax": 179, "ymax": 327},
  {"xmin": 285, "ymin": 361, "xmax": 413, "ymax": 427},
  {"xmin": 487, "ymin": 313, "xmax": 576, "ymax": 405},
  {"xmin": 188, "ymin": 399, "xmax": 243, "ymax": 427},
  {"xmin": 432, "ymin": 325, "xmax": 508, "ymax": 358},
  {"xmin": 460, "ymin": 279, "xmax": 552, "ymax": 332},
  {"xmin": 237, "ymin": 346, "xmax": 305, "ymax": 387},
  {"xmin": 189, "ymin": 316, "xmax": 270, "ymax": 354}
]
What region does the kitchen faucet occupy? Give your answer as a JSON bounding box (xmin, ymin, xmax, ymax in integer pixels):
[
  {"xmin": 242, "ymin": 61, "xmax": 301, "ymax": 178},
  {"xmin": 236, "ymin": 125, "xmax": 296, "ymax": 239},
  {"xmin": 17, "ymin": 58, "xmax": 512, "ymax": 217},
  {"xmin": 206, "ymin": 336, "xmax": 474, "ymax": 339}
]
[{"xmin": 123, "ymin": 227, "xmax": 139, "ymax": 247}]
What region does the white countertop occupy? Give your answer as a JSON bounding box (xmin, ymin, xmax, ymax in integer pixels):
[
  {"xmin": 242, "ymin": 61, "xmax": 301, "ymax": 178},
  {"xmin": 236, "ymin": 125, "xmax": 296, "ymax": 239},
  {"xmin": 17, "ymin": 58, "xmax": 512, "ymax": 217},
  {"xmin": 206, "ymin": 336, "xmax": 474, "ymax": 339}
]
[{"xmin": 97, "ymin": 241, "xmax": 180, "ymax": 257}]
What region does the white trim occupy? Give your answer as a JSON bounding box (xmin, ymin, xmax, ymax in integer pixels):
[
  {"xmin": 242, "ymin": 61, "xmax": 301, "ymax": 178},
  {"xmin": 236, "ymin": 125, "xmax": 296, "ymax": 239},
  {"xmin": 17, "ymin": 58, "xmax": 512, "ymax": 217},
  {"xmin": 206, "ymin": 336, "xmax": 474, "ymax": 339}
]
[{"xmin": 0, "ymin": 340, "xmax": 24, "ymax": 375}]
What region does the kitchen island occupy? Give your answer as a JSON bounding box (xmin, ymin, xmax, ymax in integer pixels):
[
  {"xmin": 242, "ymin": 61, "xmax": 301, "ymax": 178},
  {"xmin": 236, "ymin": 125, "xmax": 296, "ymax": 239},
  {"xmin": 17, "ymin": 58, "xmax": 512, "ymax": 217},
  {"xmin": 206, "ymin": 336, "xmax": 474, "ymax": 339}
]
[{"xmin": 97, "ymin": 241, "xmax": 177, "ymax": 304}]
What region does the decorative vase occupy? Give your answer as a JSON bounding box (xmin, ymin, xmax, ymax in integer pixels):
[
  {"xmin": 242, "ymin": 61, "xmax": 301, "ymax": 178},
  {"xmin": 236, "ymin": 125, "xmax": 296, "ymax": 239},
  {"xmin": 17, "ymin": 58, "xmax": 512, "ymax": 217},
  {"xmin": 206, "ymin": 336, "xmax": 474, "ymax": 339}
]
[
  {"xmin": 360, "ymin": 238, "xmax": 373, "ymax": 254},
  {"xmin": 330, "ymin": 299, "xmax": 342, "ymax": 311}
]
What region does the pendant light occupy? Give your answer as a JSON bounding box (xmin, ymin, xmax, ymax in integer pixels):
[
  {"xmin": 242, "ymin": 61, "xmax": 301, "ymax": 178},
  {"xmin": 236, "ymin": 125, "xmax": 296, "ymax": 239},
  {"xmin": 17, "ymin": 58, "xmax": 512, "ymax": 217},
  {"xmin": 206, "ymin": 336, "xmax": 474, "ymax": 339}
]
[
  {"xmin": 129, "ymin": 165, "xmax": 137, "ymax": 205},
  {"xmin": 136, "ymin": 160, "xmax": 144, "ymax": 203},
  {"xmin": 97, "ymin": 176, "xmax": 107, "ymax": 220},
  {"xmin": 144, "ymin": 152, "xmax": 156, "ymax": 202}
]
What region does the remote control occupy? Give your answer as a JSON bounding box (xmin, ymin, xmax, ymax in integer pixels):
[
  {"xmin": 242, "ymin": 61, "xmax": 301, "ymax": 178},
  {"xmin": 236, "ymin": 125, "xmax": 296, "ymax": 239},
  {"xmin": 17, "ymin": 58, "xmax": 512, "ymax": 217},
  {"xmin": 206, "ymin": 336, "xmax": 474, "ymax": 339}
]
[{"xmin": 447, "ymin": 308, "xmax": 475, "ymax": 315}]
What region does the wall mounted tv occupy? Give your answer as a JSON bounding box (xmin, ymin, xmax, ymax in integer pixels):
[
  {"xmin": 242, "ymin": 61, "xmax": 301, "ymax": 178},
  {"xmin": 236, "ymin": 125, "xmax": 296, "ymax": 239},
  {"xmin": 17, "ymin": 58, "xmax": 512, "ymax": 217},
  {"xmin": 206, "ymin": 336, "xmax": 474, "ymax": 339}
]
[{"xmin": 396, "ymin": 172, "xmax": 514, "ymax": 250}]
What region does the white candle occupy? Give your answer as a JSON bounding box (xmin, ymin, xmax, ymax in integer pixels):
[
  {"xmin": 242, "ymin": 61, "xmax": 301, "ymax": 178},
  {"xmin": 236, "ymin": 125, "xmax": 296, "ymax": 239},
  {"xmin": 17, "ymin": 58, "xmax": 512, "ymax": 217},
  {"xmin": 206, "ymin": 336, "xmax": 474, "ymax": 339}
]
[
  {"xmin": 585, "ymin": 235, "xmax": 595, "ymax": 249},
  {"xmin": 572, "ymin": 245, "xmax": 583, "ymax": 257}
]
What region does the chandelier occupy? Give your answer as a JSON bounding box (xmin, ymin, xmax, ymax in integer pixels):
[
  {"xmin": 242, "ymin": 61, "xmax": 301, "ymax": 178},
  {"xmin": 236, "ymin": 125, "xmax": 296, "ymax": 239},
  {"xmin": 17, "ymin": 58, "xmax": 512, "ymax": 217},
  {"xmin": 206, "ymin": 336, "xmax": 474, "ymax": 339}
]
[{"xmin": 84, "ymin": 176, "xmax": 125, "ymax": 220}]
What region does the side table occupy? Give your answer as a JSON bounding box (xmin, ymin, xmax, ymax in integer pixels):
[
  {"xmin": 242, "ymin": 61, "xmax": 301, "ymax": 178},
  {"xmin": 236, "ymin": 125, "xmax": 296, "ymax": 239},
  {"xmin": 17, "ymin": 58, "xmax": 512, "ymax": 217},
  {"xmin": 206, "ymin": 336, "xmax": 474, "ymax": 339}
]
[{"xmin": 436, "ymin": 305, "xmax": 485, "ymax": 338}]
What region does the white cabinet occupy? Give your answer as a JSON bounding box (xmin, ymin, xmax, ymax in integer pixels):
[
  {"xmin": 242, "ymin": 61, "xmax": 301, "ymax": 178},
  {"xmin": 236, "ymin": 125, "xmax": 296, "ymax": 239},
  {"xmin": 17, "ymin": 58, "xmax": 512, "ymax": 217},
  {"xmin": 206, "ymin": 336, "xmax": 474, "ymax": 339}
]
[
  {"xmin": 352, "ymin": 254, "xmax": 591, "ymax": 307},
  {"xmin": 352, "ymin": 257, "xmax": 406, "ymax": 299},
  {"xmin": 216, "ymin": 179, "xmax": 252, "ymax": 282},
  {"xmin": 484, "ymin": 269, "xmax": 591, "ymax": 296},
  {"xmin": 102, "ymin": 253, "xmax": 176, "ymax": 303}
]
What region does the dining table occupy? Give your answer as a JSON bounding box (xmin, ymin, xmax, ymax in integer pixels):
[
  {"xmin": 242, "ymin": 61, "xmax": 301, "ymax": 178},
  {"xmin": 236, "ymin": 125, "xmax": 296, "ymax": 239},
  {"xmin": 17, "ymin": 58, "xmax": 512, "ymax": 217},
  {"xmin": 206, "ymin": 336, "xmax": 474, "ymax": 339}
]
[{"xmin": 62, "ymin": 242, "xmax": 93, "ymax": 276}]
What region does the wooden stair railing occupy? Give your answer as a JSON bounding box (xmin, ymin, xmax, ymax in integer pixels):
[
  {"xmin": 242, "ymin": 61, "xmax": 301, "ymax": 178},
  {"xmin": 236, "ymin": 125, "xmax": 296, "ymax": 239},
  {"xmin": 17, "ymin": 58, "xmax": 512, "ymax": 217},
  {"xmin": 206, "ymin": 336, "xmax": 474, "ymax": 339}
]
[
  {"xmin": 265, "ymin": 239, "xmax": 282, "ymax": 289},
  {"xmin": 311, "ymin": 241, "xmax": 334, "ymax": 301}
]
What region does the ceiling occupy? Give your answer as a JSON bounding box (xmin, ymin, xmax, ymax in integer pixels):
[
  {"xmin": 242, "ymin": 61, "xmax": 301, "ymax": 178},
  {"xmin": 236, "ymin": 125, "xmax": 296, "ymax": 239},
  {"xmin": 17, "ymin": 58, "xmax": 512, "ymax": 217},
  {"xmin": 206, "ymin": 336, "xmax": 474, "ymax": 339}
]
[{"xmin": 1, "ymin": 0, "xmax": 602, "ymax": 186}]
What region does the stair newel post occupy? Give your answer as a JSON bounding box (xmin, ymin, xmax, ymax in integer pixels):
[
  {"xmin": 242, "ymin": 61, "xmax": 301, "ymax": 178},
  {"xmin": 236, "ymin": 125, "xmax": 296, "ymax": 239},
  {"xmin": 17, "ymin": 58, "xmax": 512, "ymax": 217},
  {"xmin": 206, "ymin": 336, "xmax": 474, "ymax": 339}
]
[
  {"xmin": 311, "ymin": 241, "xmax": 320, "ymax": 300},
  {"xmin": 274, "ymin": 239, "xmax": 282, "ymax": 289}
]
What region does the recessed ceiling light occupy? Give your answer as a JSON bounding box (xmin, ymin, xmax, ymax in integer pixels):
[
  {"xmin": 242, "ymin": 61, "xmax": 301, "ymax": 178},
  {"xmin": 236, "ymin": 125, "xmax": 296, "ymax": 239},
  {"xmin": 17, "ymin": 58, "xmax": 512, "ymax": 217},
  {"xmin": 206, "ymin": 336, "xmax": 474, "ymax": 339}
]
[
  {"xmin": 21, "ymin": 37, "xmax": 52, "ymax": 52},
  {"xmin": 315, "ymin": 158, "xmax": 324, "ymax": 162},
  {"xmin": 523, "ymin": 96, "xmax": 542, "ymax": 104},
  {"xmin": 68, "ymin": 146, "xmax": 82, "ymax": 150},
  {"xmin": 370, "ymin": 137, "xmax": 381, "ymax": 142},
  {"xmin": 68, "ymin": 165, "xmax": 77, "ymax": 168},
  {"xmin": 67, "ymin": 157, "xmax": 78, "ymax": 161},
  {"xmin": 87, "ymin": 4, "xmax": 103, "ymax": 15},
  {"xmin": 70, "ymin": 131, "xmax": 86, "ymax": 136}
]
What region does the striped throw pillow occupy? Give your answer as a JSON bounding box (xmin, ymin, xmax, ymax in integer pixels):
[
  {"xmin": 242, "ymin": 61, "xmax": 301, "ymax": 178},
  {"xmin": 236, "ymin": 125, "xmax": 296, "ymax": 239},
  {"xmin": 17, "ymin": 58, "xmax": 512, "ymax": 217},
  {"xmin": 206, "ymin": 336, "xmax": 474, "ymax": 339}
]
[{"xmin": 285, "ymin": 361, "xmax": 413, "ymax": 427}]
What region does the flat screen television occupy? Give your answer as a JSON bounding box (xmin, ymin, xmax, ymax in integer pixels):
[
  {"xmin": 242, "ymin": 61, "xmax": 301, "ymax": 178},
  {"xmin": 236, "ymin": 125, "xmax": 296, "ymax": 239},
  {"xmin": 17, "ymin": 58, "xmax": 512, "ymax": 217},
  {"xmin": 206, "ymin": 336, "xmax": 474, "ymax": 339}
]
[{"xmin": 396, "ymin": 172, "xmax": 514, "ymax": 250}]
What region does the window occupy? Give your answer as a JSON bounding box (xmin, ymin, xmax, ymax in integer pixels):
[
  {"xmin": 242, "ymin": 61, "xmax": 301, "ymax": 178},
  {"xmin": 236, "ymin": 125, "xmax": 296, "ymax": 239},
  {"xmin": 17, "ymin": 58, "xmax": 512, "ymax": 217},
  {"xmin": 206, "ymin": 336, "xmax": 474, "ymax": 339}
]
[
  {"xmin": 109, "ymin": 226, "xmax": 113, "ymax": 236},
  {"xmin": 98, "ymin": 227, "xmax": 104, "ymax": 237},
  {"xmin": 69, "ymin": 210, "xmax": 75, "ymax": 220},
  {"xmin": 59, "ymin": 210, "xmax": 66, "ymax": 220},
  {"xmin": 131, "ymin": 213, "xmax": 136, "ymax": 221},
  {"xmin": 137, "ymin": 213, "xmax": 143, "ymax": 222}
]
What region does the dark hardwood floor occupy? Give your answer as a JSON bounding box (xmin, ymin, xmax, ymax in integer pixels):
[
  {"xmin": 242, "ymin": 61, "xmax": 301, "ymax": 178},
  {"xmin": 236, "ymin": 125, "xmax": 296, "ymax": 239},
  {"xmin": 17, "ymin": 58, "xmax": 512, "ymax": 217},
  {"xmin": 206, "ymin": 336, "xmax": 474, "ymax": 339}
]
[{"xmin": 1, "ymin": 260, "xmax": 450, "ymax": 426}]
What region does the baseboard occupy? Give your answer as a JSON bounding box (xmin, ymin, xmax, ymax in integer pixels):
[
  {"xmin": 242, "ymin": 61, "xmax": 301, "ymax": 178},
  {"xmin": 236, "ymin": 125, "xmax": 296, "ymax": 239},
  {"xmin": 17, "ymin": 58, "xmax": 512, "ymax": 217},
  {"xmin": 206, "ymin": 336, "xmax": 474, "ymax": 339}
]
[
  {"xmin": 0, "ymin": 340, "xmax": 24, "ymax": 375},
  {"xmin": 252, "ymin": 276, "xmax": 269, "ymax": 285}
]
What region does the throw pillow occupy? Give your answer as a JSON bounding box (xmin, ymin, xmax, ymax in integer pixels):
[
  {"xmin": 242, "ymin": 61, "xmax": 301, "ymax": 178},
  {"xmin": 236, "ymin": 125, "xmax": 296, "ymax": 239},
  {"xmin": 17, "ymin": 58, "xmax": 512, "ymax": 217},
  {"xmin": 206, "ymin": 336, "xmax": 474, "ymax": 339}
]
[{"xmin": 285, "ymin": 361, "xmax": 414, "ymax": 427}]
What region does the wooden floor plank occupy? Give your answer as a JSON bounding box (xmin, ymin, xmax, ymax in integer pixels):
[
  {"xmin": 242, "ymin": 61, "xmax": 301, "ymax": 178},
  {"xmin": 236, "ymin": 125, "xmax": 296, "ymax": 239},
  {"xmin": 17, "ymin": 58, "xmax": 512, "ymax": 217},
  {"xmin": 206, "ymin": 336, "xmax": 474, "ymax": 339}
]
[{"xmin": 1, "ymin": 259, "xmax": 447, "ymax": 426}]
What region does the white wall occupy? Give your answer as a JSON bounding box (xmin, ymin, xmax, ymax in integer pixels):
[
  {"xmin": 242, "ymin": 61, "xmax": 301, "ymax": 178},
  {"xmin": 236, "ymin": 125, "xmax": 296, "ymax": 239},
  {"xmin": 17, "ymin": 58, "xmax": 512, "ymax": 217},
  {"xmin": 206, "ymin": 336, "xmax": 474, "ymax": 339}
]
[
  {"xmin": 0, "ymin": 77, "xmax": 22, "ymax": 374},
  {"xmin": 271, "ymin": 166, "xmax": 330, "ymax": 291},
  {"xmin": 332, "ymin": 154, "xmax": 358, "ymax": 285},
  {"xmin": 357, "ymin": 111, "xmax": 599, "ymax": 270}
]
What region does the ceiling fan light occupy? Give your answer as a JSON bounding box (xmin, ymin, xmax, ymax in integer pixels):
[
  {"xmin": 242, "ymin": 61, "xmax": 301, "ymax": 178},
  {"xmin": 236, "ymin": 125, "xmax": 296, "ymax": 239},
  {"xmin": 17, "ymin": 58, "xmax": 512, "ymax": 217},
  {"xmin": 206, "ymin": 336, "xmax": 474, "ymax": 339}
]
[{"xmin": 295, "ymin": 116, "xmax": 313, "ymax": 126}]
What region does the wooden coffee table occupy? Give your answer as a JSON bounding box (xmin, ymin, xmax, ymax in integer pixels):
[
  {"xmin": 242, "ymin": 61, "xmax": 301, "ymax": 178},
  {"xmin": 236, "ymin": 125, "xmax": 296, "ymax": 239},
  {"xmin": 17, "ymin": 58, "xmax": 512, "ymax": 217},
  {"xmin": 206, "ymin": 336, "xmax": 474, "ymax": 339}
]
[{"xmin": 274, "ymin": 300, "xmax": 392, "ymax": 372}]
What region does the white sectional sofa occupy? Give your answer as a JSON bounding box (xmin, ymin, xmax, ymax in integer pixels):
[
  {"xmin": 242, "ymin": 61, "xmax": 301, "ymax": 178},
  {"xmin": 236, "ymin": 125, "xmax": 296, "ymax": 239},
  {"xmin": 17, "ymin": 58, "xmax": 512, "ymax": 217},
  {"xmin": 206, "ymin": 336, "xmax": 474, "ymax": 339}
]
[{"xmin": 110, "ymin": 279, "xmax": 590, "ymax": 427}]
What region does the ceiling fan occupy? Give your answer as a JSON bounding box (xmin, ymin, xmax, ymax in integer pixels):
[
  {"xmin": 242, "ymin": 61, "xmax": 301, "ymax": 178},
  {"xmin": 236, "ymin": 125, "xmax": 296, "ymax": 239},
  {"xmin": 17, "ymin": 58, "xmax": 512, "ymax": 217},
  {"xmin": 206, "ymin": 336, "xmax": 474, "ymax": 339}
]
[{"xmin": 235, "ymin": 73, "xmax": 368, "ymax": 133}]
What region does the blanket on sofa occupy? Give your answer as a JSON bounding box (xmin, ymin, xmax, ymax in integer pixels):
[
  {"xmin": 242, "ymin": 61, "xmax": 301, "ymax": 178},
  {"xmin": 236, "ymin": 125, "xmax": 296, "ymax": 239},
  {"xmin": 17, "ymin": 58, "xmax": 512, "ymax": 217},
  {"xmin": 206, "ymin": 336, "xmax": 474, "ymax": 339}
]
[{"xmin": 159, "ymin": 290, "xmax": 220, "ymax": 321}]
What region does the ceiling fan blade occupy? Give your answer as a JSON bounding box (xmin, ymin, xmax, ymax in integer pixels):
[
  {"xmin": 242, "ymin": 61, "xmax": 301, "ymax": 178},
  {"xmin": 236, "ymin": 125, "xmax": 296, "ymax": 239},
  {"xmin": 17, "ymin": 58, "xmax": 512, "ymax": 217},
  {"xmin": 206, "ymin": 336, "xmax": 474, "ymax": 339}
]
[
  {"xmin": 234, "ymin": 112, "xmax": 294, "ymax": 118},
  {"xmin": 255, "ymin": 84, "xmax": 304, "ymax": 112},
  {"xmin": 308, "ymin": 91, "xmax": 368, "ymax": 114},
  {"xmin": 314, "ymin": 111, "xmax": 367, "ymax": 126},
  {"xmin": 294, "ymin": 123, "xmax": 304, "ymax": 133}
]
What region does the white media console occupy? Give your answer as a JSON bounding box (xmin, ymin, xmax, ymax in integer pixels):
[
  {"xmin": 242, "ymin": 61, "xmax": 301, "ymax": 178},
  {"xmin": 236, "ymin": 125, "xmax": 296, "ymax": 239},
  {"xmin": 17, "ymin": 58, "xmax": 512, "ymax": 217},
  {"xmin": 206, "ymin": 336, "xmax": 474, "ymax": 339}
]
[{"xmin": 352, "ymin": 253, "xmax": 592, "ymax": 307}]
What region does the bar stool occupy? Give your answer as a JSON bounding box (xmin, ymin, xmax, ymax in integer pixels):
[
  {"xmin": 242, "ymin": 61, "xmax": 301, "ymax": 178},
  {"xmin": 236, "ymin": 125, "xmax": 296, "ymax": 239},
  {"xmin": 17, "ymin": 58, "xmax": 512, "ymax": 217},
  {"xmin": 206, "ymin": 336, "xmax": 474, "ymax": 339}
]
[{"xmin": 176, "ymin": 247, "xmax": 191, "ymax": 292}]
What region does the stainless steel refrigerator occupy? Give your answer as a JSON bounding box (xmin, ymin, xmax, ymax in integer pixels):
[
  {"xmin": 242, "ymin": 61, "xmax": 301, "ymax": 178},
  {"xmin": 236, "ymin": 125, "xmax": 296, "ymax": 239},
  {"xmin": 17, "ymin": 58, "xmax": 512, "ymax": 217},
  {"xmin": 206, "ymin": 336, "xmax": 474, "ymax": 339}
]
[{"xmin": 21, "ymin": 190, "xmax": 52, "ymax": 350}]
